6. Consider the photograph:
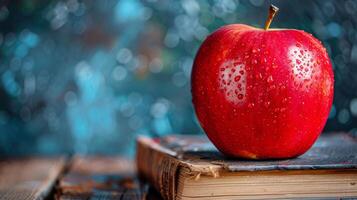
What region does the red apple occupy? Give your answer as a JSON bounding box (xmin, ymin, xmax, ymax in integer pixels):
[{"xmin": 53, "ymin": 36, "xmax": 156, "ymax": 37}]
[{"xmin": 191, "ymin": 5, "xmax": 334, "ymax": 159}]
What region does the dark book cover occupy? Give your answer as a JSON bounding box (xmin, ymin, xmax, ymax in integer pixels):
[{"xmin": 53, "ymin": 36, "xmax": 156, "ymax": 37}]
[{"xmin": 158, "ymin": 133, "xmax": 357, "ymax": 172}]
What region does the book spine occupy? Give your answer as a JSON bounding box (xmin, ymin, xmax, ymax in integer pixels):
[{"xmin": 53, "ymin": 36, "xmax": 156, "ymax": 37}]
[{"xmin": 136, "ymin": 138, "xmax": 180, "ymax": 200}]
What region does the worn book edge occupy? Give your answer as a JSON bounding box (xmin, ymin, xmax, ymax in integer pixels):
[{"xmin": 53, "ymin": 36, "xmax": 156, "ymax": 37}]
[{"xmin": 136, "ymin": 136, "xmax": 228, "ymax": 200}]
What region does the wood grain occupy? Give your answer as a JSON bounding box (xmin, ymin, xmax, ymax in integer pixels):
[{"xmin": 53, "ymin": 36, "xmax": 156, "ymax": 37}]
[
  {"xmin": 0, "ymin": 157, "xmax": 66, "ymax": 200},
  {"xmin": 56, "ymin": 156, "xmax": 149, "ymax": 200}
]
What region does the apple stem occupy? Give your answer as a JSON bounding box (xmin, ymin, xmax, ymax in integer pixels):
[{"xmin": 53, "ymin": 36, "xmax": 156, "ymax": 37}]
[{"xmin": 264, "ymin": 4, "xmax": 279, "ymax": 30}]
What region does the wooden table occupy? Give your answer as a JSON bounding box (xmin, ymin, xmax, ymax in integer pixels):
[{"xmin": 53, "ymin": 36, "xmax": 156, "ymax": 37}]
[{"xmin": 0, "ymin": 156, "xmax": 162, "ymax": 200}]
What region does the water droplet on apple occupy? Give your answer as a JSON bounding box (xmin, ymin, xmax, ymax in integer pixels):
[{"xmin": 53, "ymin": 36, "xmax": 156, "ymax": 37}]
[
  {"xmin": 248, "ymin": 103, "xmax": 255, "ymax": 108},
  {"xmin": 288, "ymin": 45, "xmax": 319, "ymax": 86},
  {"xmin": 264, "ymin": 101, "xmax": 271, "ymax": 108},
  {"xmin": 218, "ymin": 60, "xmax": 246, "ymax": 104},
  {"xmin": 267, "ymin": 75, "xmax": 274, "ymax": 83}
]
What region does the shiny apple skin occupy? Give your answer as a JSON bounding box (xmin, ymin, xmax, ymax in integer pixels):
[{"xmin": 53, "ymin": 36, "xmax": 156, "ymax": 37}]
[{"xmin": 191, "ymin": 24, "xmax": 334, "ymax": 159}]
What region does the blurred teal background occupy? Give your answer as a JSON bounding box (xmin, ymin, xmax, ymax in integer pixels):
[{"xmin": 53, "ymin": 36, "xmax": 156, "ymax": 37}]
[{"xmin": 0, "ymin": 0, "xmax": 356, "ymax": 156}]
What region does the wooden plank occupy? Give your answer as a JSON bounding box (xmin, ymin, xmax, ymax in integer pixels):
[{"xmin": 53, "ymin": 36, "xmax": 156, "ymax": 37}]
[
  {"xmin": 0, "ymin": 157, "xmax": 66, "ymax": 200},
  {"xmin": 56, "ymin": 156, "xmax": 151, "ymax": 200}
]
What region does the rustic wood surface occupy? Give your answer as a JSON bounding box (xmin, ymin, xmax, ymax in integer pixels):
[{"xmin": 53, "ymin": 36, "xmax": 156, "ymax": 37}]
[
  {"xmin": 0, "ymin": 156, "xmax": 161, "ymax": 200},
  {"xmin": 57, "ymin": 156, "xmax": 145, "ymax": 200},
  {"xmin": 0, "ymin": 157, "xmax": 66, "ymax": 200},
  {"xmin": 1, "ymin": 133, "xmax": 356, "ymax": 199},
  {"xmin": 0, "ymin": 156, "xmax": 162, "ymax": 200},
  {"xmin": 1, "ymin": 153, "xmax": 356, "ymax": 199}
]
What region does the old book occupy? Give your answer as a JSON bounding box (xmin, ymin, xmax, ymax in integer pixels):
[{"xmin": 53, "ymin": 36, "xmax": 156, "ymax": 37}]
[{"xmin": 136, "ymin": 133, "xmax": 357, "ymax": 200}]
